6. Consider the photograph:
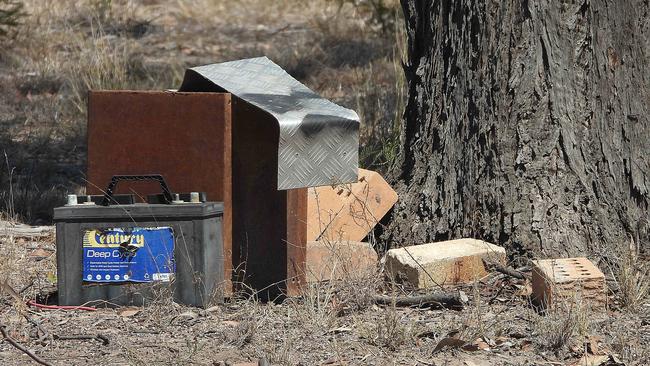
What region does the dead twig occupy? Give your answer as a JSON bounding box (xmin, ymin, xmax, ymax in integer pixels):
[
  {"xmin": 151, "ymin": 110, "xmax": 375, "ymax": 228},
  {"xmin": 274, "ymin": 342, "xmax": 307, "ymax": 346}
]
[
  {"xmin": 53, "ymin": 333, "xmax": 110, "ymax": 345},
  {"xmin": 487, "ymin": 283, "xmax": 506, "ymax": 304},
  {"xmin": 1, "ymin": 282, "xmax": 51, "ymax": 345},
  {"xmin": 0, "ymin": 324, "xmax": 53, "ymax": 366},
  {"xmin": 482, "ymin": 259, "xmax": 528, "ymax": 280},
  {"xmin": 372, "ymin": 291, "xmax": 468, "ymax": 308},
  {"xmin": 25, "ymin": 316, "xmax": 50, "ymax": 345},
  {"xmin": 19, "ymin": 280, "xmax": 34, "ymax": 295}
]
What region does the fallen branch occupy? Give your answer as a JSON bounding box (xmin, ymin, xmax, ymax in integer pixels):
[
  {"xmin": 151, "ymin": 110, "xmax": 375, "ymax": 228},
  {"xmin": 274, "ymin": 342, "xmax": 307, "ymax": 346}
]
[
  {"xmin": 482, "ymin": 259, "xmax": 528, "ymax": 280},
  {"xmin": 53, "ymin": 333, "xmax": 110, "ymax": 346},
  {"xmin": 372, "ymin": 291, "xmax": 468, "ymax": 308},
  {"xmin": 0, "ymin": 222, "xmax": 53, "ymax": 237},
  {"xmin": 0, "ymin": 324, "xmax": 53, "ymax": 366}
]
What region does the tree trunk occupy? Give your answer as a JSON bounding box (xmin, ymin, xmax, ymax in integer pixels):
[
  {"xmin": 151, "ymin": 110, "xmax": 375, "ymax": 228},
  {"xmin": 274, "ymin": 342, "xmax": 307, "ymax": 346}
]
[{"xmin": 385, "ymin": 0, "xmax": 650, "ymax": 257}]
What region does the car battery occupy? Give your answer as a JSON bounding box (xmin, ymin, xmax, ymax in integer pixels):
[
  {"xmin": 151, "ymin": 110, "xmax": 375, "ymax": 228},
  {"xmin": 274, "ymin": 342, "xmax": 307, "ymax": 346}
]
[{"xmin": 53, "ymin": 175, "xmax": 224, "ymax": 308}]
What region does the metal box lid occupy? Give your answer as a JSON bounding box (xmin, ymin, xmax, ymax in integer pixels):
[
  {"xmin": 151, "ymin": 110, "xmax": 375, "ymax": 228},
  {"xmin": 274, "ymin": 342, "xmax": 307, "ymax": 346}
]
[
  {"xmin": 179, "ymin": 57, "xmax": 360, "ymax": 190},
  {"xmin": 53, "ymin": 202, "xmax": 224, "ymax": 221}
]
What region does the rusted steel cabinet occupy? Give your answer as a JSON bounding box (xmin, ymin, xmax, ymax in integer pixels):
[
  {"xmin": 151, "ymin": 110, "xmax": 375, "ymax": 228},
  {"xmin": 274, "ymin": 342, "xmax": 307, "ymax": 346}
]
[
  {"xmin": 230, "ymin": 98, "xmax": 306, "ymax": 297},
  {"xmin": 87, "ymin": 91, "xmax": 307, "ymax": 297}
]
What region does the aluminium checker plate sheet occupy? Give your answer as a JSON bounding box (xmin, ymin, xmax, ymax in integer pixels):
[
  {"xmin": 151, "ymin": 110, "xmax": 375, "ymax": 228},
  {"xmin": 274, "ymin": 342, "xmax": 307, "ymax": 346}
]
[{"xmin": 179, "ymin": 57, "xmax": 359, "ymax": 190}]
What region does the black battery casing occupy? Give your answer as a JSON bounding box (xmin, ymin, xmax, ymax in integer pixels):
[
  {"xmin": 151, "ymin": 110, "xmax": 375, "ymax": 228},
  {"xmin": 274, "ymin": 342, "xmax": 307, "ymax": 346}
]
[{"xmin": 53, "ymin": 202, "xmax": 224, "ymax": 308}]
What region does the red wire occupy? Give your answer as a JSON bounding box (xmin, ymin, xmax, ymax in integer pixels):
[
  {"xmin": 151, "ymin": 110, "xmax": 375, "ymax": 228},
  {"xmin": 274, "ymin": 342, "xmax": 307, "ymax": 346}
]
[{"xmin": 27, "ymin": 300, "xmax": 97, "ymax": 312}]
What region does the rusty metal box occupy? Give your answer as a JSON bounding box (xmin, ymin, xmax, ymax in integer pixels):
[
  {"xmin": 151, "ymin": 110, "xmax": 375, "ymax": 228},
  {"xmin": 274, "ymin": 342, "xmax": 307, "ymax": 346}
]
[{"xmin": 87, "ymin": 91, "xmax": 307, "ymax": 299}]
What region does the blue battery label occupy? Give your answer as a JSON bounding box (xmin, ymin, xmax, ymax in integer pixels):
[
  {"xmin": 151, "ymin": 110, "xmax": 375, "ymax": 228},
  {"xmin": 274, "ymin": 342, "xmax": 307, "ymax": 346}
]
[{"xmin": 82, "ymin": 227, "xmax": 175, "ymax": 283}]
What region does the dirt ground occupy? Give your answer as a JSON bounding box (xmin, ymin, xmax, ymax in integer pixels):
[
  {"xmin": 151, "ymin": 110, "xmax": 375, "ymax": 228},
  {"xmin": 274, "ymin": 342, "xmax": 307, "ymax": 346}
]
[
  {"xmin": 1, "ymin": 1, "xmax": 649, "ymax": 365},
  {"xmin": 1, "ymin": 223, "xmax": 648, "ymax": 366}
]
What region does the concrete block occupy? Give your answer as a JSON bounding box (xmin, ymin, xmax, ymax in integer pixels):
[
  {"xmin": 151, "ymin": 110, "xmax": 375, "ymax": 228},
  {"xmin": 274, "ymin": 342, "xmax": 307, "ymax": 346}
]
[
  {"xmin": 385, "ymin": 238, "xmax": 506, "ymax": 288},
  {"xmin": 306, "ymin": 240, "xmax": 378, "ymax": 282},
  {"xmin": 307, "ymin": 168, "xmax": 397, "ymax": 242},
  {"xmin": 532, "ymin": 257, "xmax": 606, "ymax": 309}
]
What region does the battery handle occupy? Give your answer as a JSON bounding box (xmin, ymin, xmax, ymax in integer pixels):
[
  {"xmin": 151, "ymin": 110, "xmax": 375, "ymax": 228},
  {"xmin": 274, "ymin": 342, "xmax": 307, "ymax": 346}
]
[{"xmin": 101, "ymin": 175, "xmax": 174, "ymax": 206}]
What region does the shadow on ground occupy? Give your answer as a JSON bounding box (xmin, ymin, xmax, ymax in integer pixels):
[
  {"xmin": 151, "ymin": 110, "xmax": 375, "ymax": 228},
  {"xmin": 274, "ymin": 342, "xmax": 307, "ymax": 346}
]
[{"xmin": 0, "ymin": 128, "xmax": 85, "ymax": 224}]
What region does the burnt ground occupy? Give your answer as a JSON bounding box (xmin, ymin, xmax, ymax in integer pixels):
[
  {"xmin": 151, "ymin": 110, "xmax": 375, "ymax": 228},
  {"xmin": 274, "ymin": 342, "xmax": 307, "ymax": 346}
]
[{"xmin": 1, "ymin": 223, "xmax": 648, "ymax": 365}]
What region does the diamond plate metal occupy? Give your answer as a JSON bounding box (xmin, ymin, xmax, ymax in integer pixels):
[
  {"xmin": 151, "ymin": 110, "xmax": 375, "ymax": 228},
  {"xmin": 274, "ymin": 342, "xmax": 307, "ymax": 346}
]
[{"xmin": 178, "ymin": 57, "xmax": 359, "ymax": 190}]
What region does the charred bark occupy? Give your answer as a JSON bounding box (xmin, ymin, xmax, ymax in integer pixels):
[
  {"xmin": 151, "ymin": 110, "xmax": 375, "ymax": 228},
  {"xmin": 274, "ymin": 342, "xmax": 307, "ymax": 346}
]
[{"xmin": 385, "ymin": 0, "xmax": 650, "ymax": 256}]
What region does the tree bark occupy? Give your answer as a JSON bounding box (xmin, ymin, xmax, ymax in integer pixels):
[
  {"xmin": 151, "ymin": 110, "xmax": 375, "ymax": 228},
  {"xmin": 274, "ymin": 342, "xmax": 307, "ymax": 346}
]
[{"xmin": 385, "ymin": 0, "xmax": 650, "ymax": 257}]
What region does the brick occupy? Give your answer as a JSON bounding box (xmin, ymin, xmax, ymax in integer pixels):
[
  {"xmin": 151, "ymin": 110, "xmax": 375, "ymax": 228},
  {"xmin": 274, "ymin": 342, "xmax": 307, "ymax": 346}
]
[
  {"xmin": 385, "ymin": 239, "xmax": 506, "ymax": 288},
  {"xmin": 532, "ymin": 257, "xmax": 606, "ymax": 309},
  {"xmin": 307, "ymin": 169, "xmax": 398, "ymax": 242},
  {"xmin": 305, "ymin": 240, "xmax": 378, "ymax": 282}
]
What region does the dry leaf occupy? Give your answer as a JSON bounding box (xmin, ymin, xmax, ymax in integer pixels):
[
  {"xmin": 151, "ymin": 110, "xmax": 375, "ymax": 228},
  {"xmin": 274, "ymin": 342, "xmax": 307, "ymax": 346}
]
[
  {"xmin": 462, "ymin": 338, "xmax": 490, "ymax": 352},
  {"xmin": 586, "ymin": 335, "xmax": 606, "ymax": 355},
  {"xmin": 568, "ymin": 354, "xmax": 609, "ymax": 366},
  {"xmin": 515, "ymin": 283, "xmax": 532, "ymax": 297},
  {"xmin": 433, "ymin": 336, "xmax": 467, "ymax": 353},
  {"xmin": 461, "ymin": 343, "xmax": 480, "ymax": 352},
  {"xmin": 29, "ymin": 248, "xmax": 52, "ymax": 259},
  {"xmin": 520, "ymin": 340, "xmax": 533, "ymax": 351},
  {"xmin": 223, "ymin": 320, "xmax": 240, "ymax": 327},
  {"xmin": 118, "ymin": 307, "xmax": 141, "ymax": 317}
]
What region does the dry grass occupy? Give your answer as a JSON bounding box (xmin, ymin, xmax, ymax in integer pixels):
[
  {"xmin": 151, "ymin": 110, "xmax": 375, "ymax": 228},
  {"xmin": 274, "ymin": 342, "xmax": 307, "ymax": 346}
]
[
  {"xmin": 531, "ymin": 295, "xmax": 591, "ymax": 352},
  {"xmin": 0, "ymin": 0, "xmax": 404, "ymax": 223},
  {"xmin": 359, "ymin": 303, "xmax": 417, "ymax": 351},
  {"xmin": 0, "ymin": 1, "xmax": 25, "ymax": 38},
  {"xmin": 609, "ymin": 238, "xmax": 650, "ymax": 311}
]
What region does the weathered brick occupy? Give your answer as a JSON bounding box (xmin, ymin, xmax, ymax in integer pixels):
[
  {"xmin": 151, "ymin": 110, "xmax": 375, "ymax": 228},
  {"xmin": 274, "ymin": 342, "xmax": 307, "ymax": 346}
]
[
  {"xmin": 532, "ymin": 257, "xmax": 606, "ymax": 309},
  {"xmin": 305, "ymin": 240, "xmax": 378, "ymax": 282},
  {"xmin": 307, "ymin": 169, "xmax": 397, "ymax": 242},
  {"xmin": 385, "ymin": 239, "xmax": 506, "ymax": 288}
]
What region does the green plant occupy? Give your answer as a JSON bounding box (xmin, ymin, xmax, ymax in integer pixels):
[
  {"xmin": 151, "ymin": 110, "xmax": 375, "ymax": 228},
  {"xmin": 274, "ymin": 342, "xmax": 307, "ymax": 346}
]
[{"xmin": 0, "ymin": 0, "xmax": 25, "ymax": 37}]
